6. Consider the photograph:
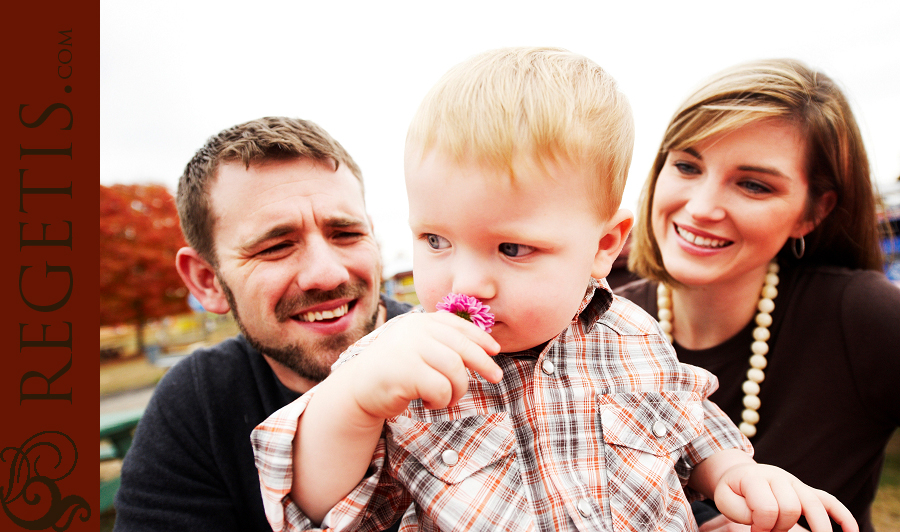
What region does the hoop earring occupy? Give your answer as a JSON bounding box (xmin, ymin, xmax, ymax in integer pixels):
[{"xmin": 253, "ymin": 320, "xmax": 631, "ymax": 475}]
[{"xmin": 792, "ymin": 236, "xmax": 805, "ymax": 259}]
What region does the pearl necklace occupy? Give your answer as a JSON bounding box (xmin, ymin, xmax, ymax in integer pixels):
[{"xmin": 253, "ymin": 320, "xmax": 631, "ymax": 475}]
[{"xmin": 656, "ymin": 261, "xmax": 779, "ymax": 438}]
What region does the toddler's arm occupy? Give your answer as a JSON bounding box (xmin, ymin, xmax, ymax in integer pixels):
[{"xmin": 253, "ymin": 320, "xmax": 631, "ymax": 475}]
[
  {"xmin": 689, "ymin": 449, "xmax": 857, "ymax": 532},
  {"xmin": 291, "ymin": 312, "xmax": 502, "ymax": 524}
]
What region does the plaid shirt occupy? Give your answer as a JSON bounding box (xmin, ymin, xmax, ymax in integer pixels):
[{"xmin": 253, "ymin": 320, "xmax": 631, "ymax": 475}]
[{"xmin": 252, "ymin": 278, "xmax": 752, "ymax": 532}]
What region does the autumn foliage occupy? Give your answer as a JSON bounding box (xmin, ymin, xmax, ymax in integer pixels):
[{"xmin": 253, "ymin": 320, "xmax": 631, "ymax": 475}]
[{"xmin": 100, "ymin": 184, "xmax": 190, "ymax": 352}]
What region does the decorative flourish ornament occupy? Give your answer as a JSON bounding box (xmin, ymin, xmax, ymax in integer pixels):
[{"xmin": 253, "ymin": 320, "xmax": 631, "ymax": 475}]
[
  {"xmin": 657, "ymin": 261, "xmax": 779, "ymax": 438},
  {"xmin": 437, "ymin": 293, "xmax": 495, "ymax": 332}
]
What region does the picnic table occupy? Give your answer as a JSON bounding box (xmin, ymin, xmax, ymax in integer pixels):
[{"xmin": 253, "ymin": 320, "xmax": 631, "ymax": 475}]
[{"xmin": 100, "ymin": 408, "xmax": 144, "ymax": 513}]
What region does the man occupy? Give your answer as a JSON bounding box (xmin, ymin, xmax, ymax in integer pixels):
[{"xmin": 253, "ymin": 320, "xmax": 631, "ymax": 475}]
[{"xmin": 114, "ymin": 117, "xmax": 411, "ymax": 531}]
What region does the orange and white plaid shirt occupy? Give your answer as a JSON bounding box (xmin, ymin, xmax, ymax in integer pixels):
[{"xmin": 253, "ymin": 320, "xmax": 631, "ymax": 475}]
[{"xmin": 252, "ymin": 278, "xmax": 752, "ymax": 532}]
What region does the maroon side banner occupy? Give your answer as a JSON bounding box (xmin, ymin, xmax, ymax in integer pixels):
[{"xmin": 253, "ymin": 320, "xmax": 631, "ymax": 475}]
[{"xmin": 1, "ymin": 1, "xmax": 99, "ymax": 530}]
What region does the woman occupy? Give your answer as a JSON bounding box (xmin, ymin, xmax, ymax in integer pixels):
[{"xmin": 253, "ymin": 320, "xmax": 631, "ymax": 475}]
[{"xmin": 616, "ymin": 58, "xmax": 900, "ymax": 532}]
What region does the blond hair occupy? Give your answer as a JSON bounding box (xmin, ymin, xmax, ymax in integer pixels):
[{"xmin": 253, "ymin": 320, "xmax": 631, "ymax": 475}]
[
  {"xmin": 629, "ymin": 58, "xmax": 884, "ymax": 284},
  {"xmin": 406, "ymin": 47, "xmax": 634, "ymax": 219}
]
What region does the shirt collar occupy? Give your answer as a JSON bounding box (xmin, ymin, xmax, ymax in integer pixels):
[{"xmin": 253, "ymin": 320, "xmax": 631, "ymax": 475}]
[
  {"xmin": 503, "ymin": 277, "xmax": 612, "ymax": 359},
  {"xmin": 577, "ymin": 277, "xmax": 613, "ymax": 333}
]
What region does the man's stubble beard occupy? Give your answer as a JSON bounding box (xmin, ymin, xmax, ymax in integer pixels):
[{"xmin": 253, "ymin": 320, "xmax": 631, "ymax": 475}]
[{"xmin": 219, "ymin": 277, "xmax": 380, "ymax": 383}]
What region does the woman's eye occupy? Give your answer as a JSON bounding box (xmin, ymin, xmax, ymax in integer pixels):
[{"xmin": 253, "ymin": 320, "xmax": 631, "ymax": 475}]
[
  {"xmin": 739, "ymin": 180, "xmax": 773, "ymax": 194},
  {"xmin": 499, "ymin": 243, "xmax": 535, "ymax": 257},
  {"xmin": 425, "ymin": 234, "xmax": 450, "ymax": 250},
  {"xmin": 673, "ymin": 161, "xmax": 701, "ymax": 175}
]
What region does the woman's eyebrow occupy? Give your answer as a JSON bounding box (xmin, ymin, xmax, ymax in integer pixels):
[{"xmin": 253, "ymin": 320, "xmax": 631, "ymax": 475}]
[
  {"xmin": 680, "ymin": 148, "xmax": 788, "ymax": 179},
  {"xmin": 737, "ymin": 165, "xmax": 788, "ymax": 179}
]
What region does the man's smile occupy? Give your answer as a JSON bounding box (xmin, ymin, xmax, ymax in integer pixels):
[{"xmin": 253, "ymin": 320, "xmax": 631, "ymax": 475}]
[{"xmin": 295, "ymin": 302, "xmax": 351, "ymax": 323}]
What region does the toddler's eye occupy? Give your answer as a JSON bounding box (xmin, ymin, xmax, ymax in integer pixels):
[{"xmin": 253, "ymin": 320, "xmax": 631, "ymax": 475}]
[
  {"xmin": 425, "ymin": 234, "xmax": 450, "ymax": 250},
  {"xmin": 499, "ymin": 243, "xmax": 535, "ymax": 257}
]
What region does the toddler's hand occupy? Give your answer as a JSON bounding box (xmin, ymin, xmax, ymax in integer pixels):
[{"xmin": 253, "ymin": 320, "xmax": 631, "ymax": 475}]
[
  {"xmin": 714, "ymin": 463, "xmax": 857, "ymax": 532},
  {"xmin": 699, "ymin": 514, "xmax": 809, "ymax": 532},
  {"xmin": 343, "ymin": 312, "xmax": 502, "ymax": 420}
]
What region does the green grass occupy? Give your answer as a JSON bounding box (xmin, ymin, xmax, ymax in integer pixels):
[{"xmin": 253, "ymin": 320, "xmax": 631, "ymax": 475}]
[
  {"xmin": 878, "ymin": 429, "xmax": 900, "ymax": 486},
  {"xmin": 872, "ymin": 429, "xmax": 900, "ymax": 529}
]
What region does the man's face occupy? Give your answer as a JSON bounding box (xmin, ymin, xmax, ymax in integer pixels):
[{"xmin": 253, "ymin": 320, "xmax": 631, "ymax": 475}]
[{"xmin": 209, "ymin": 158, "xmax": 382, "ymax": 383}]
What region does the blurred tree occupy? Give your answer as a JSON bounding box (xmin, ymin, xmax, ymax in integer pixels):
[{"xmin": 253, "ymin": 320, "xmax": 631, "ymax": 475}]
[{"xmin": 100, "ymin": 184, "xmax": 189, "ymax": 355}]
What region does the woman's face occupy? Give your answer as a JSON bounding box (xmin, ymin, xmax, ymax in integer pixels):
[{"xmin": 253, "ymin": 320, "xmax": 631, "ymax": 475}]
[{"xmin": 652, "ymin": 119, "xmax": 818, "ymax": 288}]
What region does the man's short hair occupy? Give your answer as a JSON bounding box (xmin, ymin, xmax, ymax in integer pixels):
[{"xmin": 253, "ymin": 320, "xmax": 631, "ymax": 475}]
[
  {"xmin": 176, "ymin": 117, "xmax": 363, "ymax": 265},
  {"xmin": 406, "ymin": 47, "xmax": 634, "ymax": 220}
]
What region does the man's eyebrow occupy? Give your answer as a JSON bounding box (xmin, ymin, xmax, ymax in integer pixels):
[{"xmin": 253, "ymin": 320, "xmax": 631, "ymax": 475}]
[
  {"xmin": 325, "ymin": 216, "xmax": 368, "ymax": 228},
  {"xmin": 239, "ymin": 224, "xmax": 297, "ymax": 252},
  {"xmin": 240, "ymin": 216, "xmax": 369, "ymax": 252}
]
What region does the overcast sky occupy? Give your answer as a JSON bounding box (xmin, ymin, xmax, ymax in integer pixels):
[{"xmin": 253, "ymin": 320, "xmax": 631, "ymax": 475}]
[{"xmin": 101, "ymin": 0, "xmax": 900, "ymax": 276}]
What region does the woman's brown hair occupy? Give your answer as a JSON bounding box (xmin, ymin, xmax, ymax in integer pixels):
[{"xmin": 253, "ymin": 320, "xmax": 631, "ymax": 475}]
[{"xmin": 629, "ymin": 58, "xmax": 885, "ymax": 285}]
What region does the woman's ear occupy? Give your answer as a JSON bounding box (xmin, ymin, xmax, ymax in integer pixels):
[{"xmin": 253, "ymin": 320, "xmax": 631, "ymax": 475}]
[
  {"xmin": 591, "ymin": 208, "xmax": 634, "ymax": 279},
  {"xmin": 174, "ymin": 247, "xmax": 231, "ymax": 314},
  {"xmin": 794, "ymin": 190, "xmax": 837, "ymax": 237}
]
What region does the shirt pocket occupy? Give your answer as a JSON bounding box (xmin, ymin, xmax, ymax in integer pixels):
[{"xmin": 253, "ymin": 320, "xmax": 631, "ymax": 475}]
[
  {"xmin": 387, "ymin": 411, "xmax": 531, "ymax": 531},
  {"xmin": 597, "ymin": 391, "xmax": 703, "ymax": 530},
  {"xmin": 389, "ymin": 411, "xmax": 517, "ymax": 484},
  {"xmin": 598, "ymin": 391, "xmax": 703, "ymax": 456}
]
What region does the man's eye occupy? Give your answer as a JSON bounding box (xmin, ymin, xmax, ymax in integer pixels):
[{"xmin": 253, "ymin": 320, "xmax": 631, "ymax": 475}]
[
  {"xmin": 259, "ymin": 243, "xmax": 291, "ymax": 255},
  {"xmin": 425, "ymin": 234, "xmax": 450, "ymax": 250},
  {"xmin": 499, "ymin": 243, "xmax": 535, "ymax": 257},
  {"xmin": 334, "ymin": 231, "xmax": 363, "ymax": 240}
]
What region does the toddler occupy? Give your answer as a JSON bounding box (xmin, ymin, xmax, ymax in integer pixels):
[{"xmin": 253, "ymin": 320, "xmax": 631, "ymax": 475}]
[{"xmin": 252, "ymin": 47, "xmax": 856, "ymax": 532}]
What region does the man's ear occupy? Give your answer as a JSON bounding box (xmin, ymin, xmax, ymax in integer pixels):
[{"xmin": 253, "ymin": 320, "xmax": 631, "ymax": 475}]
[
  {"xmin": 591, "ymin": 208, "xmax": 634, "ymax": 280},
  {"xmin": 175, "ymin": 247, "xmax": 231, "ymax": 315}
]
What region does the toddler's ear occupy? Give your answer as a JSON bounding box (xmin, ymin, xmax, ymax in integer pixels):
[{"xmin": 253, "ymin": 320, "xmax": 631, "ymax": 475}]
[{"xmin": 591, "ymin": 208, "xmax": 634, "ymax": 280}]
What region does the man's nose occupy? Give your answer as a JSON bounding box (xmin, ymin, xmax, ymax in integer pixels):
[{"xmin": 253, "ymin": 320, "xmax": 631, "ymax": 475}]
[
  {"xmin": 684, "ymin": 178, "xmax": 726, "ymax": 222},
  {"xmin": 294, "ymin": 236, "xmax": 351, "ymax": 292}
]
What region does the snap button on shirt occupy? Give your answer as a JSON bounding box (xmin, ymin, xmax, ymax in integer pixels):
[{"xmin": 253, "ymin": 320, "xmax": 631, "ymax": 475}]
[
  {"xmin": 441, "ymin": 449, "xmax": 459, "ymax": 466},
  {"xmin": 576, "ymin": 498, "xmax": 593, "ymax": 517},
  {"xmin": 541, "ymin": 360, "xmax": 555, "ymax": 375},
  {"xmin": 652, "ymin": 420, "xmax": 668, "ymax": 438}
]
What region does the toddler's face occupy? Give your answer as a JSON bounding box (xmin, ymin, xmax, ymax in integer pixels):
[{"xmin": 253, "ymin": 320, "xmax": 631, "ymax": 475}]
[{"xmin": 405, "ymin": 149, "xmax": 608, "ymax": 352}]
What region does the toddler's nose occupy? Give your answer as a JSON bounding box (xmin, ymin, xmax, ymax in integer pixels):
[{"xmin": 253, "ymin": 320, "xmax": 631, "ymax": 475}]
[{"xmin": 451, "ymin": 262, "xmax": 496, "ymax": 302}]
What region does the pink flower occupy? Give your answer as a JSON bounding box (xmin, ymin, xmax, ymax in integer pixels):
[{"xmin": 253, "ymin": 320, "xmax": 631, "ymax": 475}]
[{"xmin": 436, "ymin": 293, "xmax": 495, "ymax": 332}]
